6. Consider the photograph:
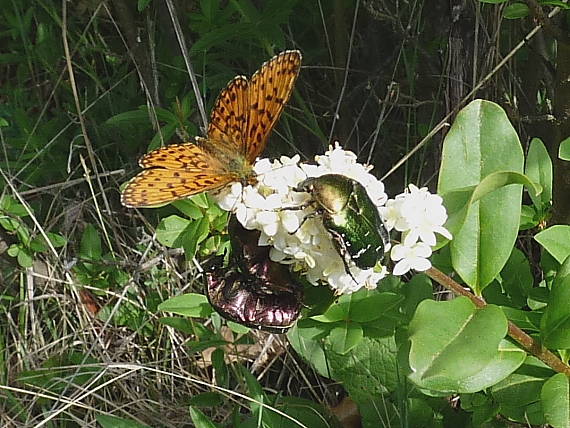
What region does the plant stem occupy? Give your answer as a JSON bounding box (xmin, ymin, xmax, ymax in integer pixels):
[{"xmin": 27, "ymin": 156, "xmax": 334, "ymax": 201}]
[{"xmin": 425, "ymin": 267, "xmax": 570, "ymax": 376}]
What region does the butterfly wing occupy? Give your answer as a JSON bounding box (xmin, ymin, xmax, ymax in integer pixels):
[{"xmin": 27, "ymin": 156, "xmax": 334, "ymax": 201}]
[
  {"xmin": 206, "ymin": 50, "xmax": 302, "ymax": 162},
  {"xmin": 245, "ymin": 50, "xmax": 302, "ymax": 161},
  {"xmin": 122, "ymin": 143, "xmax": 234, "ymax": 208},
  {"xmin": 207, "ymin": 76, "xmax": 250, "ymax": 151},
  {"xmin": 121, "ymin": 168, "xmax": 236, "ymax": 208}
]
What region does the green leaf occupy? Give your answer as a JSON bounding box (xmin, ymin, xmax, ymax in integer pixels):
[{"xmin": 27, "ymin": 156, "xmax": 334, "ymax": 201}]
[
  {"xmin": 17, "ymin": 246, "xmax": 33, "ymax": 267},
  {"xmin": 105, "ymin": 108, "xmax": 150, "ymax": 126},
  {"xmin": 158, "ymin": 293, "xmax": 213, "ymax": 318},
  {"xmin": 504, "ymin": 3, "xmax": 530, "ymax": 18},
  {"xmin": 328, "ymin": 335, "xmax": 399, "ymax": 401},
  {"xmin": 407, "ymin": 297, "xmax": 509, "ymax": 393},
  {"xmin": 227, "ymin": 321, "xmax": 250, "ymax": 334},
  {"xmin": 46, "ymin": 232, "xmax": 67, "ymax": 248},
  {"xmin": 96, "ymin": 414, "xmax": 151, "ymax": 428},
  {"xmin": 491, "ymin": 357, "xmax": 552, "ymax": 420},
  {"xmin": 158, "ymin": 317, "xmax": 195, "ymax": 334},
  {"xmin": 456, "ymin": 340, "xmax": 526, "ymax": 392},
  {"xmin": 478, "ymin": 0, "xmax": 508, "ymax": 3},
  {"xmin": 520, "ymin": 205, "xmax": 539, "ymax": 230},
  {"xmin": 329, "ymin": 322, "xmax": 363, "ymax": 354},
  {"xmin": 137, "ymin": 0, "xmax": 152, "ymax": 12},
  {"xmin": 350, "ymin": 292, "xmax": 403, "ymax": 323},
  {"xmin": 287, "ymin": 321, "xmax": 330, "ymax": 377},
  {"xmin": 188, "ymin": 406, "xmax": 219, "ymax": 428},
  {"xmin": 526, "ymin": 138, "xmax": 553, "ymax": 208},
  {"xmin": 269, "ymin": 396, "xmax": 339, "ymax": 428},
  {"xmin": 438, "ymin": 100, "xmax": 525, "ymax": 294},
  {"xmin": 535, "ymin": 225, "xmax": 570, "ymax": 263},
  {"xmin": 241, "ymin": 366, "xmax": 281, "ymax": 427},
  {"xmin": 0, "ymin": 195, "xmax": 29, "ymax": 216},
  {"xmin": 560, "ymin": 136, "xmax": 570, "ymax": 161},
  {"xmin": 0, "ymin": 216, "xmax": 21, "ymax": 232},
  {"xmin": 541, "ymin": 255, "xmax": 570, "ymax": 348},
  {"xmin": 7, "ymin": 244, "xmax": 20, "ymax": 257},
  {"xmin": 442, "ymin": 171, "xmax": 538, "ymax": 238},
  {"xmin": 311, "ymin": 303, "xmax": 348, "ymax": 323},
  {"xmin": 541, "ymin": 373, "xmax": 570, "ymax": 428},
  {"xmin": 540, "ymin": 0, "xmax": 570, "ymax": 8},
  {"xmin": 500, "ymin": 248, "xmax": 533, "ymax": 307},
  {"xmin": 79, "ymin": 224, "xmax": 102, "ymax": 260},
  {"xmin": 401, "ymin": 274, "xmax": 434, "ymax": 320},
  {"xmin": 155, "ymin": 215, "xmax": 192, "ymax": 247},
  {"xmin": 172, "ymin": 200, "xmax": 203, "ymax": 220}
]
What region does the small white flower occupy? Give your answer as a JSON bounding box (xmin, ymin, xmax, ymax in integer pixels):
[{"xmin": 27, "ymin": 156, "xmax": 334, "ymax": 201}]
[{"xmin": 391, "ymin": 242, "xmax": 433, "ymax": 275}]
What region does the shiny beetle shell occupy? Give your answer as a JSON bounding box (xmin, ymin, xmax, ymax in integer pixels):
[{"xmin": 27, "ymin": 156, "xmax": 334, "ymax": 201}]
[
  {"xmin": 296, "ymin": 174, "xmax": 389, "ymax": 271},
  {"xmin": 205, "ymin": 217, "xmax": 303, "ymax": 333}
]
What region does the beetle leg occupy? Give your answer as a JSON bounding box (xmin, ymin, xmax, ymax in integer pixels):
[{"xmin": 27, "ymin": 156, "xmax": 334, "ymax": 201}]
[
  {"xmin": 289, "ymin": 209, "xmax": 320, "ymax": 234},
  {"xmin": 328, "ymin": 229, "xmax": 360, "ymax": 285}
]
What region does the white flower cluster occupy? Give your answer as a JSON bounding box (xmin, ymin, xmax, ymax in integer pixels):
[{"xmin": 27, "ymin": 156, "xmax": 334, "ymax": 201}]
[
  {"xmin": 380, "ymin": 184, "xmax": 453, "ymax": 276},
  {"xmin": 214, "ymin": 144, "xmax": 451, "ymax": 293}
]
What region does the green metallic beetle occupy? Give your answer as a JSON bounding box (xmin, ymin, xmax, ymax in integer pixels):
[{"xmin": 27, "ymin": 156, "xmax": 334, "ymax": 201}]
[{"xmin": 296, "ymin": 174, "xmax": 390, "ymax": 276}]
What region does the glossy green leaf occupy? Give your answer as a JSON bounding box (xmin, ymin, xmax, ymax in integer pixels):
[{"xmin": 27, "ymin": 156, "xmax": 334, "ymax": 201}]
[
  {"xmin": 438, "ymin": 100, "xmax": 524, "ymax": 294},
  {"xmin": 455, "ymin": 339, "xmax": 526, "ymax": 392},
  {"xmin": 311, "ymin": 303, "xmax": 347, "ymax": 323},
  {"xmin": 329, "ymin": 322, "xmax": 363, "ymax": 354},
  {"xmin": 442, "ymin": 171, "xmax": 538, "ymax": 238},
  {"xmin": 172, "ymin": 200, "xmax": 203, "ymax": 220},
  {"xmin": 560, "ymin": 136, "xmax": 570, "ymax": 161},
  {"xmin": 158, "ymin": 293, "xmax": 212, "ymax": 317},
  {"xmin": 407, "ymin": 297, "xmax": 509, "ymax": 392},
  {"xmin": 155, "ymin": 215, "xmax": 191, "ymax": 247},
  {"xmin": 535, "ymin": 225, "xmax": 570, "ymax": 264},
  {"xmin": 526, "ymin": 138, "xmax": 553, "ymax": 208},
  {"xmin": 541, "ymin": 373, "xmax": 570, "ymax": 428},
  {"xmin": 504, "ymin": 3, "xmax": 529, "ymax": 18},
  {"xmin": 491, "ymin": 357, "xmax": 553, "ymax": 403},
  {"xmin": 478, "ymin": 0, "xmax": 508, "ymax": 2},
  {"xmin": 541, "ymin": 255, "xmax": 570, "ymax": 348}
]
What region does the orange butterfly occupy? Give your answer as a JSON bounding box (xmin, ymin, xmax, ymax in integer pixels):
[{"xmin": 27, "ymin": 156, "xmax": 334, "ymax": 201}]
[{"xmin": 121, "ymin": 50, "xmax": 302, "ymax": 208}]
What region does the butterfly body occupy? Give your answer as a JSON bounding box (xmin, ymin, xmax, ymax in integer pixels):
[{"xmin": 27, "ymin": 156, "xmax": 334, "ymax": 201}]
[{"xmin": 121, "ymin": 50, "xmax": 302, "ymax": 208}]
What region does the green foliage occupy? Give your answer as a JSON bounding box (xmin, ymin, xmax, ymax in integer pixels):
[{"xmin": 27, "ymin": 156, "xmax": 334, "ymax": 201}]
[
  {"xmin": 0, "ymin": 195, "xmax": 66, "ymax": 267},
  {"xmin": 438, "ymin": 100, "xmax": 525, "ymax": 294}
]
